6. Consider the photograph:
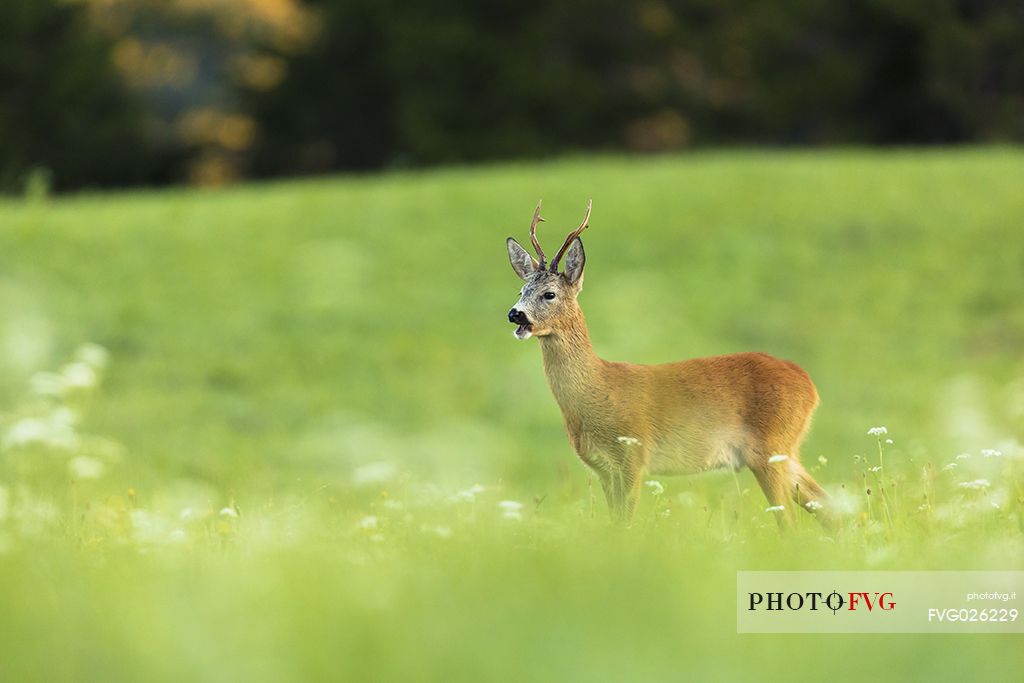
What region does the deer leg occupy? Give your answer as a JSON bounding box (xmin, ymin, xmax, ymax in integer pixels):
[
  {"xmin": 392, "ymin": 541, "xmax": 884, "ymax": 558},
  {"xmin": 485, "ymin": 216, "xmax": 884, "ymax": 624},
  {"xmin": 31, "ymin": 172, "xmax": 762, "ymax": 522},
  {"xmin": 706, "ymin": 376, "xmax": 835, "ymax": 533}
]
[
  {"xmin": 619, "ymin": 447, "xmax": 649, "ymax": 523},
  {"xmin": 598, "ymin": 469, "xmax": 628, "ymax": 522},
  {"xmin": 598, "ymin": 471, "xmax": 618, "ymax": 517},
  {"xmin": 789, "ymin": 458, "xmax": 833, "ymax": 527},
  {"xmin": 750, "ymin": 461, "xmax": 793, "ymax": 526},
  {"xmin": 621, "ymin": 473, "xmax": 645, "ymax": 522},
  {"xmin": 598, "ymin": 455, "xmax": 646, "ymax": 524}
]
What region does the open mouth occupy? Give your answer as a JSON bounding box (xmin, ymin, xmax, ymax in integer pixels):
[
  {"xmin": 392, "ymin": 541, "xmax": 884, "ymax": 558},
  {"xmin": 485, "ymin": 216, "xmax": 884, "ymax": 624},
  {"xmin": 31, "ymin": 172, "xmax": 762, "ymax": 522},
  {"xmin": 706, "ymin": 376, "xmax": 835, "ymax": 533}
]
[{"xmin": 513, "ymin": 323, "xmax": 533, "ymax": 340}]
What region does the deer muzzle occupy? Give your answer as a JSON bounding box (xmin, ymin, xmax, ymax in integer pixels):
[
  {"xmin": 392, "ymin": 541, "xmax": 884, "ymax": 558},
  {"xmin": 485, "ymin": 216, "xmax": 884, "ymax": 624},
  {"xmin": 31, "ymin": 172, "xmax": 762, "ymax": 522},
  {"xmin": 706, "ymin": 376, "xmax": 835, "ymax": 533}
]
[{"xmin": 508, "ymin": 308, "xmax": 532, "ymax": 339}]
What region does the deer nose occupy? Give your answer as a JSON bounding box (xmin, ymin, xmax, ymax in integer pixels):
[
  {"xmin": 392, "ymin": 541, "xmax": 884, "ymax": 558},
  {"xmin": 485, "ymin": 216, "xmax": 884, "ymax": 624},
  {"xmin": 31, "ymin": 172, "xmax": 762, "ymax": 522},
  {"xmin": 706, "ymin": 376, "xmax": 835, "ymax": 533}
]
[{"xmin": 508, "ymin": 308, "xmax": 528, "ymax": 324}]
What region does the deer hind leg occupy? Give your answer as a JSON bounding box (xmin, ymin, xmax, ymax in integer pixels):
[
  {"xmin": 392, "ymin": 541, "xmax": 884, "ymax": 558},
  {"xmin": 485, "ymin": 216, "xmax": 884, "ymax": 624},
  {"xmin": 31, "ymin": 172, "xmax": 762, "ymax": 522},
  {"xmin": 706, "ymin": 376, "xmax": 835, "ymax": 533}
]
[
  {"xmin": 789, "ymin": 459, "xmax": 833, "ymax": 527},
  {"xmin": 750, "ymin": 450, "xmax": 830, "ymax": 527},
  {"xmin": 750, "ymin": 459, "xmax": 794, "ymax": 526}
]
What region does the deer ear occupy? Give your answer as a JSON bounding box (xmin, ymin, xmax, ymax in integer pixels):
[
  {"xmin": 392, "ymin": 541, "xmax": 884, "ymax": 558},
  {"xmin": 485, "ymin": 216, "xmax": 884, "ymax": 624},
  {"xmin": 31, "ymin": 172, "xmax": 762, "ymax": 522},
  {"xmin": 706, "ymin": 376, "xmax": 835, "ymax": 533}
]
[
  {"xmin": 507, "ymin": 237, "xmax": 538, "ymax": 280},
  {"xmin": 562, "ymin": 237, "xmax": 585, "ymax": 285}
]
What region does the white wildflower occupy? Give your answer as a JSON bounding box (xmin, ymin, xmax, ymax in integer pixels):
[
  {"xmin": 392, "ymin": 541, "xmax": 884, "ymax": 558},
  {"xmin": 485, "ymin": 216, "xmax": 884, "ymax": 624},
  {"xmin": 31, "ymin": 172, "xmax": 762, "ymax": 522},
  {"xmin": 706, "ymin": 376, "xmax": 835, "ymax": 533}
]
[
  {"xmin": 616, "ymin": 436, "xmax": 641, "ymax": 446},
  {"xmin": 3, "ymin": 418, "xmax": 50, "ymax": 449},
  {"xmin": 644, "ymin": 480, "xmax": 664, "ymax": 496},
  {"xmin": 867, "ymin": 426, "xmax": 888, "ymax": 437},
  {"xmin": 941, "ymin": 463, "xmax": 958, "ymax": 471},
  {"xmin": 180, "ymin": 507, "xmax": 196, "ymax": 520},
  {"xmin": 352, "ymin": 461, "xmax": 397, "ymax": 485},
  {"xmin": 955, "ymin": 453, "xmax": 971, "ymax": 460},
  {"xmin": 29, "ymin": 372, "xmax": 66, "ymax": 397},
  {"xmin": 219, "ymin": 507, "xmax": 239, "ymax": 518},
  {"xmin": 50, "ymin": 407, "xmax": 77, "ymax": 428},
  {"xmin": 981, "ymin": 449, "xmax": 1003, "ymax": 458},
  {"xmin": 451, "ymin": 484, "xmax": 486, "ymax": 503},
  {"xmin": 767, "ymin": 454, "xmax": 789, "ymax": 464},
  {"xmin": 869, "ymin": 466, "xmax": 882, "ymax": 473},
  {"xmin": 52, "ymin": 405, "xmax": 76, "ymax": 428},
  {"xmin": 130, "ymin": 509, "xmax": 158, "ymax": 542},
  {"xmin": 75, "ymin": 343, "xmax": 109, "ymax": 369},
  {"xmin": 131, "ymin": 509, "xmax": 188, "ymax": 545},
  {"xmin": 659, "ymin": 508, "xmax": 672, "ymax": 518},
  {"xmin": 885, "ymin": 439, "xmax": 894, "ymax": 445},
  {"xmin": 765, "ymin": 505, "xmax": 786, "ymax": 513},
  {"xmin": 958, "ymin": 479, "xmax": 991, "ymax": 491},
  {"xmin": 991, "ymin": 501, "xmax": 1001, "ymax": 510},
  {"xmin": 498, "ymin": 500, "xmax": 523, "ymax": 520},
  {"xmin": 805, "ymin": 500, "xmax": 823, "ymax": 511},
  {"xmin": 68, "ymin": 456, "xmax": 104, "ymax": 479},
  {"xmin": 817, "ymin": 456, "xmax": 828, "ymax": 466},
  {"xmin": 2, "ymin": 408, "xmax": 78, "ymax": 450},
  {"xmin": 358, "ymin": 515, "xmax": 378, "ymax": 529},
  {"xmin": 61, "ymin": 362, "xmax": 98, "ymax": 390}
]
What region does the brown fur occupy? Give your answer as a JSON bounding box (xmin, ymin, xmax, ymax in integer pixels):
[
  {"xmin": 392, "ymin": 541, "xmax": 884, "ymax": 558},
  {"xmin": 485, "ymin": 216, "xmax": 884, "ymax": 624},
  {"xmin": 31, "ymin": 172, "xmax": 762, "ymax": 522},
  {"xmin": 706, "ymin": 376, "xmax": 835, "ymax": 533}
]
[{"xmin": 507, "ymin": 223, "xmax": 827, "ymax": 524}]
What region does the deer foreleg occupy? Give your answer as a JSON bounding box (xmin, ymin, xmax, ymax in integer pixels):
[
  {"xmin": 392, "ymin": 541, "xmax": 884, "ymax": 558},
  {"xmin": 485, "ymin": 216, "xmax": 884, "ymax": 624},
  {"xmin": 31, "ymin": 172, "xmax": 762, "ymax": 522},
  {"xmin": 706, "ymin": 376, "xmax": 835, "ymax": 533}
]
[{"xmin": 598, "ymin": 456, "xmax": 646, "ymax": 524}]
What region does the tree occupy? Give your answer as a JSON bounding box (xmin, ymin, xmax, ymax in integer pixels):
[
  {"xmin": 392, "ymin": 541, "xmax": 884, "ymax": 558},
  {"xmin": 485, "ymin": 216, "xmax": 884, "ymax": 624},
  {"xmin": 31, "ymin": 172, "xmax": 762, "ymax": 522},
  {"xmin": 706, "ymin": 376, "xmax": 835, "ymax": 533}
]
[{"xmin": 0, "ymin": 0, "xmax": 174, "ymax": 192}]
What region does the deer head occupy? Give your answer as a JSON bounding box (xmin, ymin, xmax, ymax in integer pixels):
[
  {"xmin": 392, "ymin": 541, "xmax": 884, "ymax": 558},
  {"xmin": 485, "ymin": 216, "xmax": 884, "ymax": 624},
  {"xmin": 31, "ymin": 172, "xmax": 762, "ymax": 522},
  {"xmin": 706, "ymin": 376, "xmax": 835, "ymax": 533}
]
[{"xmin": 506, "ymin": 200, "xmax": 591, "ymax": 339}]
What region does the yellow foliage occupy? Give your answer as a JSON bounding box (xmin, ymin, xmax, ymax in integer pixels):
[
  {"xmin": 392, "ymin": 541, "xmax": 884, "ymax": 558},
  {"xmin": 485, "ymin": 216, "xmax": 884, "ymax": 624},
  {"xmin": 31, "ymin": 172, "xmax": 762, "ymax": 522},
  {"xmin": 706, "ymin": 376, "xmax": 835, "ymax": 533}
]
[
  {"xmin": 113, "ymin": 37, "xmax": 196, "ymax": 87},
  {"xmin": 178, "ymin": 109, "xmax": 257, "ymax": 153},
  {"xmin": 625, "ymin": 109, "xmax": 691, "ymax": 152},
  {"xmin": 230, "ymin": 53, "xmax": 287, "ymax": 91},
  {"xmin": 188, "ymin": 153, "xmax": 241, "ymax": 187}
]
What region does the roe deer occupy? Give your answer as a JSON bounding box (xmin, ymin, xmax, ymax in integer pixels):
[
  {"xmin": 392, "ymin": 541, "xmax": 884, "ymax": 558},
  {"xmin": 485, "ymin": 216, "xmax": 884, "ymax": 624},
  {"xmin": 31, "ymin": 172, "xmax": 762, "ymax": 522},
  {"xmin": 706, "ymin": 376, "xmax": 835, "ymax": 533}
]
[{"xmin": 506, "ymin": 200, "xmax": 828, "ymax": 523}]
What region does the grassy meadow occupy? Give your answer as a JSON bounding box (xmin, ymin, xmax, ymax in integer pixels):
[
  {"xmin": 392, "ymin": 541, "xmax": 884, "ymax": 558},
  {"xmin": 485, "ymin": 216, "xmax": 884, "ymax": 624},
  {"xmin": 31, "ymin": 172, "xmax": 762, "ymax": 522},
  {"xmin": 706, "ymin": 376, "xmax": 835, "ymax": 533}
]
[{"xmin": 0, "ymin": 149, "xmax": 1022, "ymax": 680}]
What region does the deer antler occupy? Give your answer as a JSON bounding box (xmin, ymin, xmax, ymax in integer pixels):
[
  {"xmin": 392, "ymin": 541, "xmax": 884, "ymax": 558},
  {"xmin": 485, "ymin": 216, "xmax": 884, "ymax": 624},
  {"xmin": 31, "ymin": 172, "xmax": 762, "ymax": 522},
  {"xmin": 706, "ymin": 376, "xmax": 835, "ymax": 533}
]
[
  {"xmin": 528, "ymin": 200, "xmax": 547, "ymax": 268},
  {"xmin": 549, "ymin": 199, "xmax": 592, "ymax": 271}
]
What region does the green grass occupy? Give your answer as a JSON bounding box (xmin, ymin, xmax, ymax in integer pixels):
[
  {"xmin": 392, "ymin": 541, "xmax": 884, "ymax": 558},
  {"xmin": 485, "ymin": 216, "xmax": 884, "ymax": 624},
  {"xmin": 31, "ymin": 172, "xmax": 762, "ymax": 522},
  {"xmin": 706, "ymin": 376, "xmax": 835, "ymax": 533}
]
[{"xmin": 0, "ymin": 149, "xmax": 1022, "ymax": 681}]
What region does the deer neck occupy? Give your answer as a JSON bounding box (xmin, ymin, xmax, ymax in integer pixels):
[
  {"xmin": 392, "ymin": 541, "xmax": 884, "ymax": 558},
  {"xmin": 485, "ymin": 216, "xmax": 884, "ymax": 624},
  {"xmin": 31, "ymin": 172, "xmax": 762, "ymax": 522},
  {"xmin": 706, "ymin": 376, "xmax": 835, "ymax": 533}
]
[{"xmin": 538, "ymin": 307, "xmax": 605, "ymax": 413}]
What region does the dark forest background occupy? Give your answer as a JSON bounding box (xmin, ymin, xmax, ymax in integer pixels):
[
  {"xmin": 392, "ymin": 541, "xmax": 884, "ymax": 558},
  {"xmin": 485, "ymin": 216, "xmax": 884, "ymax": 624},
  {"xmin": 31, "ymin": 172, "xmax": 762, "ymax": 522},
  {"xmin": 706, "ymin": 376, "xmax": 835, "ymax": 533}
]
[{"xmin": 2, "ymin": 0, "xmax": 1023, "ymax": 192}]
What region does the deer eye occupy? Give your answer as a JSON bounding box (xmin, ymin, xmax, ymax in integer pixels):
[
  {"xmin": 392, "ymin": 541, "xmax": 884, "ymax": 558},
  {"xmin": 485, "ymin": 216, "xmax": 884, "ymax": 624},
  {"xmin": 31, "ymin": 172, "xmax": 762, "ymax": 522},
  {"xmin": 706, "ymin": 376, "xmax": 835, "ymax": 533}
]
[{"xmin": 542, "ymin": 292, "xmax": 556, "ymax": 300}]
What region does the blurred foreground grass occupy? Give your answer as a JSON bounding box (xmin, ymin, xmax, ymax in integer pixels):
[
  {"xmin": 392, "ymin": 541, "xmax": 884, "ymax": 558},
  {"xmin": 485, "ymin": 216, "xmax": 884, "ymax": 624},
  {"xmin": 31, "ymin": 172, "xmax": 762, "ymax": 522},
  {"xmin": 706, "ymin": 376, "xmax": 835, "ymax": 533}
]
[{"xmin": 0, "ymin": 149, "xmax": 1022, "ymax": 680}]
